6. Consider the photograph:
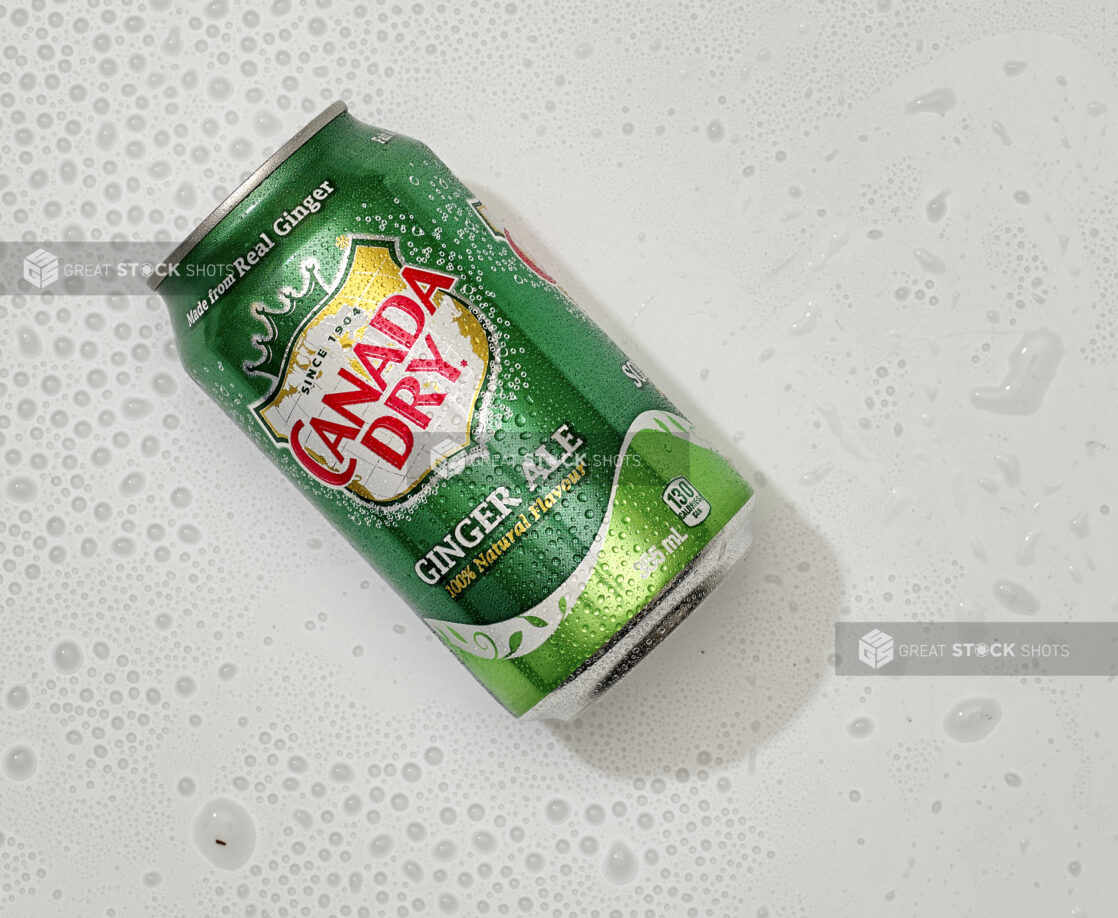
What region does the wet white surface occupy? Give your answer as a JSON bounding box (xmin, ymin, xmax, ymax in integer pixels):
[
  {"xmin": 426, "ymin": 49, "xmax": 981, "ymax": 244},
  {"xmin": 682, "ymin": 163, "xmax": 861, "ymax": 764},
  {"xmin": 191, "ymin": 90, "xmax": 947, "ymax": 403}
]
[{"xmin": 2, "ymin": 1, "xmax": 1117, "ymax": 915}]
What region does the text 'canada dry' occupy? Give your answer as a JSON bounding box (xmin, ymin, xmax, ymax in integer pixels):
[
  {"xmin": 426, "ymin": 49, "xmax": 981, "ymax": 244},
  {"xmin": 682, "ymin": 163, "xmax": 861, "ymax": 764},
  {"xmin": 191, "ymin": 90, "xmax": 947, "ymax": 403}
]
[{"xmin": 151, "ymin": 102, "xmax": 756, "ymax": 719}]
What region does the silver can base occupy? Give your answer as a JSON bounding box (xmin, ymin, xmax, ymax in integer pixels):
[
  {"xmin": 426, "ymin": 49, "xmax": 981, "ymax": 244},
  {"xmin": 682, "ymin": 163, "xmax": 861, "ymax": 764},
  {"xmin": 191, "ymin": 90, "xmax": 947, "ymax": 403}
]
[{"xmin": 524, "ymin": 496, "xmax": 757, "ymax": 722}]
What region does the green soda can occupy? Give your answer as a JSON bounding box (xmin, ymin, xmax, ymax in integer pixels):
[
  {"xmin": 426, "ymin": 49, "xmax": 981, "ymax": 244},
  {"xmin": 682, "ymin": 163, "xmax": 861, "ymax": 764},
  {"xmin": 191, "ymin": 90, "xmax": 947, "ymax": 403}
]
[{"xmin": 150, "ymin": 102, "xmax": 756, "ymax": 719}]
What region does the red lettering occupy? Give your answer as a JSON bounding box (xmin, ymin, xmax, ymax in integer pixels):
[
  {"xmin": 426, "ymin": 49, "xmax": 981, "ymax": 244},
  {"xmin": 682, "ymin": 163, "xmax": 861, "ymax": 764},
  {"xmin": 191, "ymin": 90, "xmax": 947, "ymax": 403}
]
[
  {"xmin": 321, "ymin": 367, "xmax": 382, "ymax": 427},
  {"xmin": 353, "ymin": 341, "xmax": 406, "ymax": 391},
  {"xmin": 360, "ymin": 415, "xmax": 413, "ymax": 469},
  {"xmin": 370, "ymin": 294, "xmax": 425, "ymax": 348},
  {"xmin": 406, "ymin": 333, "xmax": 462, "ymax": 382},
  {"xmin": 290, "ymin": 419, "xmax": 356, "ymax": 486},
  {"xmin": 384, "ymin": 376, "xmax": 446, "ymax": 430},
  {"xmin": 401, "ymin": 265, "xmax": 456, "ymax": 315},
  {"xmin": 309, "ymin": 416, "xmax": 360, "ymax": 465}
]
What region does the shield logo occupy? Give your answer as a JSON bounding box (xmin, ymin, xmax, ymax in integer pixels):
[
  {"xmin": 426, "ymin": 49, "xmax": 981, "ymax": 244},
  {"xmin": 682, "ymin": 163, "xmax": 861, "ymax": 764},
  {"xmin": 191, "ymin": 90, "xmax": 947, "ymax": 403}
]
[{"xmin": 251, "ymin": 236, "xmax": 491, "ymax": 504}]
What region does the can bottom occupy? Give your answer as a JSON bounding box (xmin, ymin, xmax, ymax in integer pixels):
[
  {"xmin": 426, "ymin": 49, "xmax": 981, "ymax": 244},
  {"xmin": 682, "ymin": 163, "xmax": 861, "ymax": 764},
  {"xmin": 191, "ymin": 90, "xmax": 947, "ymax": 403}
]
[{"xmin": 523, "ymin": 497, "xmax": 757, "ymax": 722}]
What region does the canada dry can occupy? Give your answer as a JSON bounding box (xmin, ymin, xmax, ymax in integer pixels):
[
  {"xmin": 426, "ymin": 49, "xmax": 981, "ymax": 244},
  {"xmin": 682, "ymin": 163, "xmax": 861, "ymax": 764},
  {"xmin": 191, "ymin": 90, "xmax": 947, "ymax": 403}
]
[{"xmin": 150, "ymin": 101, "xmax": 756, "ymax": 719}]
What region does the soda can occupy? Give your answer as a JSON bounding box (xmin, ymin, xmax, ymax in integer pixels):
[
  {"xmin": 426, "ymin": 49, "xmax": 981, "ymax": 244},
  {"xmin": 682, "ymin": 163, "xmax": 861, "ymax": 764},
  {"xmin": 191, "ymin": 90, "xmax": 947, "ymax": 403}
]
[{"xmin": 150, "ymin": 101, "xmax": 756, "ymax": 719}]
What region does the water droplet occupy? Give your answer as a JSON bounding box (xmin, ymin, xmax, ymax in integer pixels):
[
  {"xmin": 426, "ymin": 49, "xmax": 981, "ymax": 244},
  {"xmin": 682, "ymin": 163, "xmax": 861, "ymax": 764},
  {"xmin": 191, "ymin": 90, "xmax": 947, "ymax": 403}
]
[
  {"xmin": 970, "ymin": 329, "xmax": 1063, "ymax": 415},
  {"xmin": 120, "ymin": 471, "xmax": 146, "ymax": 497},
  {"xmin": 2, "ymin": 745, "xmax": 38, "ymax": 781},
  {"xmin": 52, "ymin": 639, "xmax": 82, "ymax": 674},
  {"xmin": 162, "ymin": 26, "xmax": 182, "ymax": 55},
  {"xmin": 1016, "ymin": 528, "xmax": 1042, "ymax": 566},
  {"xmin": 143, "ymin": 871, "xmax": 162, "ymax": 887},
  {"xmin": 16, "ymin": 325, "xmax": 42, "ymax": 357},
  {"xmin": 603, "ymin": 840, "xmax": 638, "ymax": 884},
  {"xmin": 847, "ymin": 716, "xmax": 874, "ymax": 738},
  {"xmin": 545, "ymin": 798, "xmax": 570, "ymax": 823},
  {"xmin": 1087, "ymin": 100, "xmax": 1108, "ymax": 117},
  {"xmin": 5, "ymin": 477, "xmax": 37, "ymax": 503},
  {"xmin": 1003, "ymin": 60, "xmax": 1027, "ymax": 77},
  {"xmin": 800, "ymin": 461, "xmax": 833, "ymax": 486},
  {"xmin": 992, "ymin": 121, "xmax": 1013, "ymax": 145},
  {"xmin": 330, "ymin": 762, "xmax": 355, "ymax": 783},
  {"xmin": 174, "ymin": 182, "xmax": 196, "ymax": 208},
  {"xmin": 472, "ymin": 830, "xmax": 496, "ymax": 853},
  {"xmin": 925, "ymin": 188, "xmax": 950, "ymax": 223},
  {"xmin": 943, "ymin": 697, "xmax": 1003, "ymax": 743},
  {"xmin": 993, "ymin": 453, "xmax": 1020, "ymax": 487},
  {"xmin": 1004, "ymin": 772, "xmax": 1022, "ymax": 787},
  {"xmin": 904, "ymin": 88, "xmax": 957, "ymax": 116},
  {"xmin": 5, "ymin": 685, "xmax": 30, "ymax": 710},
  {"xmin": 178, "ymin": 777, "xmax": 197, "ymax": 796},
  {"xmin": 788, "ymin": 299, "xmax": 820, "ymax": 336},
  {"xmin": 807, "ymin": 230, "xmax": 849, "ymax": 271},
  {"xmin": 175, "ymin": 675, "xmax": 197, "ymax": 697},
  {"xmin": 217, "ymin": 663, "xmax": 237, "ymax": 681},
  {"xmin": 193, "ymin": 798, "xmax": 256, "ymax": 870},
  {"xmin": 151, "ymin": 372, "xmax": 177, "ymax": 397},
  {"xmin": 122, "ymin": 397, "xmax": 153, "ymax": 419},
  {"xmin": 253, "ymin": 110, "xmax": 282, "ymax": 136},
  {"xmin": 913, "ymin": 248, "xmax": 946, "ymax": 274},
  {"xmin": 705, "ymin": 119, "xmax": 725, "ymax": 142},
  {"xmin": 96, "ymin": 122, "xmax": 118, "ymax": 151},
  {"xmin": 207, "ymin": 76, "xmax": 233, "ymax": 101},
  {"xmin": 992, "ymin": 578, "xmax": 1040, "ymax": 615},
  {"xmin": 110, "ymin": 537, "xmax": 136, "ymax": 558},
  {"xmin": 1069, "ymin": 513, "xmax": 1089, "ymax": 537}
]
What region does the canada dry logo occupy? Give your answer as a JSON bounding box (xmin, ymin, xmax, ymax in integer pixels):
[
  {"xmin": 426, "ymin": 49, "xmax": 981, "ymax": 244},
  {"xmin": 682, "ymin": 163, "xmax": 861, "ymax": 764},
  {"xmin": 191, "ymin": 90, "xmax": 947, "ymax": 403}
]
[
  {"xmin": 250, "ymin": 236, "xmax": 491, "ymax": 504},
  {"xmin": 23, "ymin": 248, "xmax": 59, "ymax": 289},
  {"xmin": 858, "ymin": 628, "xmax": 894, "ymax": 669}
]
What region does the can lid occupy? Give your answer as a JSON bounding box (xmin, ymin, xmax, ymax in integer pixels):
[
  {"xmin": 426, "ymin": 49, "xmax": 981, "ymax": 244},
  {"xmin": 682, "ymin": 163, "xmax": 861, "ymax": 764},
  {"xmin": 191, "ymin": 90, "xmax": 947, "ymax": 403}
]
[{"xmin": 147, "ymin": 100, "xmax": 349, "ymax": 292}]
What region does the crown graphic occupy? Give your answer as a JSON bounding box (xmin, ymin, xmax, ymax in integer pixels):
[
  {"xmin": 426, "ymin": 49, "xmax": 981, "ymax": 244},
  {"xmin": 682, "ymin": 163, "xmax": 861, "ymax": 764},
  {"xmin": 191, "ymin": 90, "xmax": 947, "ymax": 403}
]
[{"xmin": 243, "ymin": 255, "xmax": 333, "ymax": 384}]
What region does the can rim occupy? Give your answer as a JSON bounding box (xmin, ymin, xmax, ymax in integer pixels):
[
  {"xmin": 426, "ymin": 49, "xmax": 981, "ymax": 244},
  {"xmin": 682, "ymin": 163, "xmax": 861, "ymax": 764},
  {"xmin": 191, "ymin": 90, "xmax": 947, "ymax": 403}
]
[{"xmin": 147, "ymin": 99, "xmax": 349, "ymax": 292}]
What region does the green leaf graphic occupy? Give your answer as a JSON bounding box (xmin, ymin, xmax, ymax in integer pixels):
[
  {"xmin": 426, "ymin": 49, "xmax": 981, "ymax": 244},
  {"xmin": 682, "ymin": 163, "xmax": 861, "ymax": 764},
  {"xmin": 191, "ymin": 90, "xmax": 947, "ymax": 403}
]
[
  {"xmin": 508, "ymin": 631, "xmax": 523, "ymax": 655},
  {"xmin": 522, "ymin": 615, "xmax": 548, "ymax": 628}
]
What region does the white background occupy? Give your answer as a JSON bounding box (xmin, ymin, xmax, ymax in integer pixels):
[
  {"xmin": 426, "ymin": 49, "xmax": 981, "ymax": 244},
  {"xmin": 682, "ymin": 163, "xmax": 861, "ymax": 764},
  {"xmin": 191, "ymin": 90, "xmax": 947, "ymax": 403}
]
[{"xmin": 2, "ymin": 1, "xmax": 1117, "ymax": 915}]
